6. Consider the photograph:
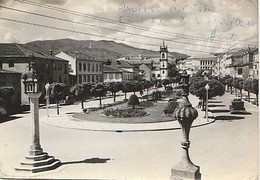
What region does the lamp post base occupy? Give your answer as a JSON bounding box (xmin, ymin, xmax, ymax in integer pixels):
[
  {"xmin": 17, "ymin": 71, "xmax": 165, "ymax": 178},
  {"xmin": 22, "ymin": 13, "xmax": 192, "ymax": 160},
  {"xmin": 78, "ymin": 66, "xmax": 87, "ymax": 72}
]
[
  {"xmin": 15, "ymin": 151, "xmax": 60, "ymax": 173},
  {"xmin": 170, "ymin": 161, "xmax": 201, "ymax": 180}
]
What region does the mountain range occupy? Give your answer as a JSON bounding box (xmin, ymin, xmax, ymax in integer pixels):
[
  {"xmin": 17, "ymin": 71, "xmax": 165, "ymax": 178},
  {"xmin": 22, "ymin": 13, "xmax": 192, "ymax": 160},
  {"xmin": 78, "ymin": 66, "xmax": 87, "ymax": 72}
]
[{"xmin": 24, "ymin": 38, "xmax": 189, "ymax": 60}]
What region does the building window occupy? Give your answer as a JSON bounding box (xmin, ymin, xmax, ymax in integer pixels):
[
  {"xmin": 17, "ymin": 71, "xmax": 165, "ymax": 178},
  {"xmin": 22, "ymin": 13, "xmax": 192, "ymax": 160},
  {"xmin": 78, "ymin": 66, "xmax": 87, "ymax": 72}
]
[
  {"xmin": 79, "ymin": 75, "xmax": 82, "ymax": 83},
  {"xmin": 9, "ymin": 61, "xmax": 14, "ymax": 67},
  {"xmin": 162, "ymin": 53, "xmax": 165, "ymax": 59},
  {"xmin": 237, "ymin": 68, "xmax": 242, "ymax": 75},
  {"xmin": 96, "ymin": 75, "xmax": 98, "ymax": 82},
  {"xmin": 92, "ymin": 75, "xmax": 95, "ymax": 82},
  {"xmin": 83, "ymin": 75, "xmax": 86, "ymax": 82},
  {"xmin": 87, "ymin": 63, "xmax": 90, "ymax": 71},
  {"xmin": 96, "ymin": 64, "xmax": 98, "ymax": 72},
  {"xmin": 64, "ymin": 64, "xmax": 67, "ymax": 74},
  {"xmin": 115, "ymin": 73, "xmax": 119, "ymax": 79},
  {"xmin": 79, "ymin": 62, "xmax": 82, "ymax": 71},
  {"xmin": 64, "ymin": 77, "xmax": 67, "ymax": 84},
  {"xmin": 99, "ymin": 64, "xmax": 102, "ymax": 72},
  {"xmin": 83, "ymin": 63, "xmax": 86, "ymax": 71},
  {"xmin": 109, "ymin": 73, "xmax": 113, "ymax": 79},
  {"xmin": 59, "ymin": 76, "xmax": 62, "ymax": 83},
  {"xmin": 0, "ymin": 62, "xmax": 2, "ymax": 69},
  {"xmin": 157, "ymin": 74, "xmax": 160, "ymax": 77},
  {"xmin": 162, "ymin": 70, "xmax": 165, "ymax": 74},
  {"xmin": 87, "ymin": 75, "xmax": 90, "ymax": 82}
]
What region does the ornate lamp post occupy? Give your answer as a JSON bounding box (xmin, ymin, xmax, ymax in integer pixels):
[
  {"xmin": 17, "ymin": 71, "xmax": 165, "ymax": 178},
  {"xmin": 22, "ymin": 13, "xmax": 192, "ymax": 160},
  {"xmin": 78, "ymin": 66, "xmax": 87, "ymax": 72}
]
[
  {"xmin": 205, "ymin": 83, "xmax": 210, "ymax": 122},
  {"xmin": 16, "ymin": 62, "xmax": 60, "ymax": 173},
  {"xmin": 171, "ymin": 73, "xmax": 201, "ymax": 180},
  {"xmin": 45, "ymin": 83, "xmax": 50, "ymax": 117}
]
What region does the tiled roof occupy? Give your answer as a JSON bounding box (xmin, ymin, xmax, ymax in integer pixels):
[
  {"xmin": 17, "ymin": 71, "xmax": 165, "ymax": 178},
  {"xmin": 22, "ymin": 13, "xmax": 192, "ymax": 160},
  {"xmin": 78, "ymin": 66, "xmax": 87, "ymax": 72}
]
[
  {"xmin": 0, "ymin": 43, "xmax": 45, "ymax": 58},
  {"xmin": 103, "ymin": 65, "xmax": 122, "ymax": 73},
  {"xmin": 110, "ymin": 60, "xmax": 133, "ymax": 68},
  {"xmin": 0, "ymin": 43, "xmax": 67, "ymax": 61},
  {"xmin": 66, "ymin": 51, "xmax": 105, "ymax": 62},
  {"xmin": 231, "ymin": 49, "xmax": 247, "ymax": 57}
]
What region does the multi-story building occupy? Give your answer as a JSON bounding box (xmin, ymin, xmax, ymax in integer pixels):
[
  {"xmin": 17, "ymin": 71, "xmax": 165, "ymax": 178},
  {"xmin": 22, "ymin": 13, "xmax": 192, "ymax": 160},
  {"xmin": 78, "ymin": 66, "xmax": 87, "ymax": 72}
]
[
  {"xmin": 55, "ymin": 51, "xmax": 104, "ymax": 85},
  {"xmin": 103, "ymin": 65, "xmax": 133, "ymax": 82},
  {"xmin": 0, "ymin": 43, "xmax": 69, "ymax": 104},
  {"xmin": 181, "ymin": 56, "xmax": 217, "ymax": 75}
]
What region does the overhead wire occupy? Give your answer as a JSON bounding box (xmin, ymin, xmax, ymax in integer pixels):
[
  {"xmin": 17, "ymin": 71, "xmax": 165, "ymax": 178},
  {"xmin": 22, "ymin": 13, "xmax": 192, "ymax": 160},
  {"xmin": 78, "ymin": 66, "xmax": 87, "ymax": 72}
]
[
  {"xmin": 13, "ymin": 0, "xmax": 250, "ymax": 47},
  {"xmin": 0, "ymin": 17, "xmax": 222, "ymax": 54},
  {"xmin": 0, "ymin": 5, "xmax": 229, "ymax": 50}
]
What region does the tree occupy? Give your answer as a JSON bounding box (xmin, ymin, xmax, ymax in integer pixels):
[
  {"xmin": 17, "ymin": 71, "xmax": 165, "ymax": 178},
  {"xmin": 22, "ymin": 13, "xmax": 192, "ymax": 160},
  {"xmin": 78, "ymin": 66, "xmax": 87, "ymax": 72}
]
[
  {"xmin": 122, "ymin": 81, "xmax": 132, "ymax": 99},
  {"xmin": 250, "ymin": 79, "xmax": 259, "ymax": 106},
  {"xmin": 162, "ymin": 78, "xmax": 172, "ymax": 90},
  {"xmin": 0, "ymin": 86, "xmax": 14, "ymax": 115},
  {"xmin": 70, "ymin": 83, "xmax": 92, "ymax": 109},
  {"xmin": 127, "ymin": 94, "xmax": 140, "ymax": 109},
  {"xmin": 220, "ymin": 75, "xmax": 232, "ymax": 91},
  {"xmin": 0, "ymin": 86, "xmax": 14, "ymax": 101},
  {"xmin": 243, "ymin": 79, "xmax": 253, "ymax": 102},
  {"xmin": 131, "ymin": 81, "xmax": 143, "ymax": 94},
  {"xmin": 141, "ymin": 80, "xmax": 154, "ymax": 96},
  {"xmin": 106, "ymin": 82, "xmax": 124, "ymax": 102},
  {"xmin": 91, "ymin": 83, "xmax": 107, "ymax": 106},
  {"xmin": 50, "ymin": 83, "xmax": 66, "ymax": 115},
  {"xmin": 232, "ymin": 78, "xmax": 244, "ymax": 99},
  {"xmin": 190, "ymin": 79, "xmax": 225, "ymax": 110},
  {"xmin": 225, "ymin": 77, "xmax": 234, "ymax": 93}
]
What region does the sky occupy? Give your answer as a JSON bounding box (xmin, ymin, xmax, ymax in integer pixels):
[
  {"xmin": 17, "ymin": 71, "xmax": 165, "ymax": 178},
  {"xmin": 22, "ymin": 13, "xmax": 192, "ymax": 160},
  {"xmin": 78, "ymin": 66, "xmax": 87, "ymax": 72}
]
[{"xmin": 0, "ymin": 0, "xmax": 258, "ymax": 56}]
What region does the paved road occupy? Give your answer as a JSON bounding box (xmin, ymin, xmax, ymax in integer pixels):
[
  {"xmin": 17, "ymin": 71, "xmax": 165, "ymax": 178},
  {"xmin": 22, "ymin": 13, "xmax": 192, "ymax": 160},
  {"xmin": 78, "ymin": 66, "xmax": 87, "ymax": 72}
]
[{"xmin": 0, "ymin": 92, "xmax": 258, "ymax": 180}]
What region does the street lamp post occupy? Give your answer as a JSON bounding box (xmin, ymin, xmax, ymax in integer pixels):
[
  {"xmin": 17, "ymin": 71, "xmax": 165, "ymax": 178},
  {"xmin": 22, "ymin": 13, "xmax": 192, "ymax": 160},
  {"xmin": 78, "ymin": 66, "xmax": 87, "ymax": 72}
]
[
  {"xmin": 171, "ymin": 73, "xmax": 201, "ymax": 180},
  {"xmin": 16, "ymin": 62, "xmax": 60, "ymax": 173},
  {"xmin": 205, "ymin": 83, "xmax": 210, "ymax": 122},
  {"xmin": 45, "ymin": 83, "xmax": 50, "ymax": 117}
]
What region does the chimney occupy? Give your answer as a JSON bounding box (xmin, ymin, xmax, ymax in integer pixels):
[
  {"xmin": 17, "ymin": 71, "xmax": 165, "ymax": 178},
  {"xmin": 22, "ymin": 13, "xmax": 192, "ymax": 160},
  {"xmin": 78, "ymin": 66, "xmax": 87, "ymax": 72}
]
[{"xmin": 49, "ymin": 50, "xmax": 53, "ymax": 56}]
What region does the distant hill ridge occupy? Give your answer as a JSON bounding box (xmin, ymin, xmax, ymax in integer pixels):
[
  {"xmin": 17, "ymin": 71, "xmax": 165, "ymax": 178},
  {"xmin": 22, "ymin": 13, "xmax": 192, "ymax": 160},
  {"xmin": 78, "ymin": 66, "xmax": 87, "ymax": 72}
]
[{"xmin": 24, "ymin": 38, "xmax": 189, "ymax": 60}]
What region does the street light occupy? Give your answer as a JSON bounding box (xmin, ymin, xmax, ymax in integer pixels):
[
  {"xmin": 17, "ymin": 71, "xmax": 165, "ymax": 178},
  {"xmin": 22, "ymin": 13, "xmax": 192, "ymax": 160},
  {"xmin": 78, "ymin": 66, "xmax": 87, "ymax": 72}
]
[
  {"xmin": 45, "ymin": 83, "xmax": 50, "ymax": 117},
  {"xmin": 16, "ymin": 62, "xmax": 60, "ymax": 173},
  {"xmin": 205, "ymin": 83, "xmax": 210, "ymax": 122}
]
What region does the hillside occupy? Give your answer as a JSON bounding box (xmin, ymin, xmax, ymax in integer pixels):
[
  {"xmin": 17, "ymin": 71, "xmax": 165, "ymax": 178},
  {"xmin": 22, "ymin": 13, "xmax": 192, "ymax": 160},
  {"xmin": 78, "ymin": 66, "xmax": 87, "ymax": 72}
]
[{"xmin": 24, "ymin": 38, "xmax": 189, "ymax": 60}]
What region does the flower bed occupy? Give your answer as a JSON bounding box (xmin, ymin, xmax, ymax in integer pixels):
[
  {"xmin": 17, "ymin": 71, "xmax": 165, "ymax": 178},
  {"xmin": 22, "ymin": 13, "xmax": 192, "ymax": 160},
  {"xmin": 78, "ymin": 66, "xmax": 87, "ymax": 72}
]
[
  {"xmin": 83, "ymin": 99, "xmax": 127, "ymax": 113},
  {"xmin": 102, "ymin": 107, "xmax": 149, "ymax": 118},
  {"xmin": 138, "ymin": 101, "xmax": 156, "ymax": 108}
]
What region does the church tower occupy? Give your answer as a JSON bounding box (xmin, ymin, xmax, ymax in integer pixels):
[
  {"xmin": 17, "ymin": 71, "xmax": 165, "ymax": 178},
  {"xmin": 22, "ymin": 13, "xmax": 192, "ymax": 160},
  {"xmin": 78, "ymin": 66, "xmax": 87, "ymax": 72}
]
[{"xmin": 160, "ymin": 41, "xmax": 168, "ymax": 80}]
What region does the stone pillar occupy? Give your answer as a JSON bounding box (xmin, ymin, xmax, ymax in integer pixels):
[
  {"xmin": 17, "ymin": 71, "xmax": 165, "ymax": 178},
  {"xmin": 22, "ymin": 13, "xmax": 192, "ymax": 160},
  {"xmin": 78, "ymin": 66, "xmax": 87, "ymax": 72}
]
[
  {"xmin": 28, "ymin": 92, "xmax": 43, "ymax": 155},
  {"xmin": 16, "ymin": 93, "xmax": 60, "ymax": 173},
  {"xmin": 170, "ymin": 74, "xmax": 201, "ymax": 180}
]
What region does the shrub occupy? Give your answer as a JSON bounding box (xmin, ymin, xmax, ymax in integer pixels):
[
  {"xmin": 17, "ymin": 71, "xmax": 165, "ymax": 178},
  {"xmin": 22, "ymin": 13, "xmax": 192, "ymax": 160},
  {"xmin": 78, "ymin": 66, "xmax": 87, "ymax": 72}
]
[
  {"xmin": 163, "ymin": 100, "xmax": 179, "ymax": 115},
  {"xmin": 127, "ymin": 94, "xmax": 140, "ymax": 108}
]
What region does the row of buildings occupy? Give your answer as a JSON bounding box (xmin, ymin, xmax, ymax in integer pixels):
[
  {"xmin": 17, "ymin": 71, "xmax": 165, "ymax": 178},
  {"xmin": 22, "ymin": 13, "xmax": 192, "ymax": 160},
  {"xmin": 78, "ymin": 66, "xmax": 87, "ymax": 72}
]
[
  {"xmin": 176, "ymin": 47, "xmax": 259, "ymax": 80},
  {"xmin": 0, "ymin": 42, "xmax": 173, "ymax": 106}
]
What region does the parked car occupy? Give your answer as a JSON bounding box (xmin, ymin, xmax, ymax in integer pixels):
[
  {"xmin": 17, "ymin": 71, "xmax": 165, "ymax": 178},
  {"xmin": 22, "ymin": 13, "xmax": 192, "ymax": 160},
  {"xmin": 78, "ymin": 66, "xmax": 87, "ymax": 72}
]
[{"xmin": 229, "ymin": 98, "xmax": 246, "ymax": 114}]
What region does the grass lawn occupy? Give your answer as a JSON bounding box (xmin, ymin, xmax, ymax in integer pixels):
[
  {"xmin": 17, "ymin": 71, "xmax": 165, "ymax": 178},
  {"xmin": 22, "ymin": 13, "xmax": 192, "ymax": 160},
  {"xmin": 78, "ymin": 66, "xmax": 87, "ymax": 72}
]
[{"xmin": 72, "ymin": 100, "xmax": 176, "ymax": 124}]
